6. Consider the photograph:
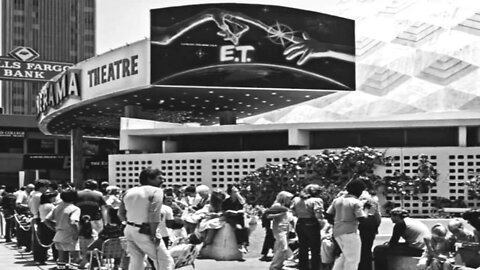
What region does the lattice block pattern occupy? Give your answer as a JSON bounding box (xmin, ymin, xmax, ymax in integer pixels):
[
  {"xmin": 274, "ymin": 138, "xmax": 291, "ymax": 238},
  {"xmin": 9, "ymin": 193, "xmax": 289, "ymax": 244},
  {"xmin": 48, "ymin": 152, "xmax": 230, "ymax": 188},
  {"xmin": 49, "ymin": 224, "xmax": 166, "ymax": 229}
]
[
  {"xmin": 109, "ymin": 151, "xmax": 308, "ymax": 190},
  {"xmin": 447, "ymin": 154, "xmax": 480, "ymax": 208},
  {"xmin": 112, "ymin": 159, "xmax": 154, "ymax": 190},
  {"xmin": 109, "ymin": 147, "xmax": 480, "ymax": 216}
]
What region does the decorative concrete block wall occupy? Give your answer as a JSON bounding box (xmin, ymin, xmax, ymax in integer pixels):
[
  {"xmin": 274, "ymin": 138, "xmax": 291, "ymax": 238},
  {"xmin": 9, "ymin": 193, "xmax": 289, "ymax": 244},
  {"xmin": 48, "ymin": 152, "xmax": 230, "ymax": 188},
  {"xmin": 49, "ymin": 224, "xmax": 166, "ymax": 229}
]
[{"xmin": 109, "ymin": 146, "xmax": 480, "ymax": 216}]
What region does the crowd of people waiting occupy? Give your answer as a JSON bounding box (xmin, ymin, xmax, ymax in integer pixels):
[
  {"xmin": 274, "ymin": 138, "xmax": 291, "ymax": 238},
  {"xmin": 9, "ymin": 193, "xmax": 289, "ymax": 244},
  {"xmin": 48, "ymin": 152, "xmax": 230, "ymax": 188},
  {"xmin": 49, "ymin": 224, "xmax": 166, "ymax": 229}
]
[
  {"xmin": 0, "ymin": 168, "xmax": 480, "ymax": 270},
  {"xmin": 0, "ymin": 168, "xmax": 259, "ymax": 270},
  {"xmin": 258, "ymin": 178, "xmax": 480, "ymax": 270}
]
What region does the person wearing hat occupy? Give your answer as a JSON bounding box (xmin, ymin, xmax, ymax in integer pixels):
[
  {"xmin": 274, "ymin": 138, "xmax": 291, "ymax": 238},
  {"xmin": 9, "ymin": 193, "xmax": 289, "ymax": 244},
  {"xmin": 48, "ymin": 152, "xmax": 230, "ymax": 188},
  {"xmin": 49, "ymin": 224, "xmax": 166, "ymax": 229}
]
[{"xmin": 373, "ymin": 207, "xmax": 430, "ymax": 270}]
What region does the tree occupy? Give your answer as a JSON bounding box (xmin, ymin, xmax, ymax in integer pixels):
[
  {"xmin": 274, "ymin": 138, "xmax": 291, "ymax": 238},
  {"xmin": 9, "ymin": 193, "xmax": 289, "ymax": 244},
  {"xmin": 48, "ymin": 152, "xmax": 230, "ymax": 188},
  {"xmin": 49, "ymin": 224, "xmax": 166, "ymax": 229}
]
[
  {"xmin": 381, "ymin": 154, "xmax": 438, "ymax": 209},
  {"xmin": 239, "ymin": 146, "xmax": 385, "ymax": 207}
]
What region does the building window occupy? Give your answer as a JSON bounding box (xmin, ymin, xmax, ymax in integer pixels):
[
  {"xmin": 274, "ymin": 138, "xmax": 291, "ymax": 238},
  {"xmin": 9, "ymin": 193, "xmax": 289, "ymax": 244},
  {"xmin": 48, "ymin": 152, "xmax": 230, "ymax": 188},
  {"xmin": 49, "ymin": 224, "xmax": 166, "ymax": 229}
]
[
  {"xmin": 85, "ymin": 0, "xmax": 95, "ymax": 8},
  {"xmin": 467, "ymin": 127, "xmax": 480, "ymax": 146},
  {"xmin": 405, "ymin": 127, "xmax": 457, "ymax": 147},
  {"xmin": 14, "ymin": 15, "xmax": 23, "ymax": 22},
  {"xmin": 27, "ymin": 139, "xmax": 55, "ymax": 154},
  {"xmin": 58, "ymin": 140, "xmax": 70, "ymax": 154},
  {"xmin": 311, "ymin": 127, "xmax": 458, "ymax": 149},
  {"xmin": 13, "ymin": 38, "xmax": 25, "ymax": 45},
  {"xmin": 0, "ymin": 137, "xmax": 23, "ymax": 153},
  {"xmin": 14, "ymin": 0, "xmax": 24, "ymax": 10}
]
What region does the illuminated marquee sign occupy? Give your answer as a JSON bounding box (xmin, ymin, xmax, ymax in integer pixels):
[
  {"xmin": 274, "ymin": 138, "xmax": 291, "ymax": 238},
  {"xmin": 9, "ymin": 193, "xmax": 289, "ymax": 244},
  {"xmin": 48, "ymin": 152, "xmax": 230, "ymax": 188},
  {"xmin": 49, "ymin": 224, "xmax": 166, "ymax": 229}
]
[
  {"xmin": 0, "ymin": 47, "xmax": 73, "ymax": 82},
  {"xmin": 150, "ymin": 4, "xmax": 355, "ymax": 90},
  {"xmin": 36, "ymin": 69, "xmax": 81, "ymax": 115}
]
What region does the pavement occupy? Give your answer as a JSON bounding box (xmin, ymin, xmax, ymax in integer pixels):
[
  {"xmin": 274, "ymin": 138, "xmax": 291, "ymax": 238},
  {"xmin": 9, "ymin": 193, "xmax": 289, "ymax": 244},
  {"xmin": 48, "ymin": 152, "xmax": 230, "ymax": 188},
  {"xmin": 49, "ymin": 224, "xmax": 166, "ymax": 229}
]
[
  {"xmin": 0, "ymin": 218, "xmax": 414, "ymax": 269},
  {"xmin": 0, "ymin": 223, "xmax": 274, "ymax": 270},
  {"xmin": 0, "ymin": 240, "xmax": 52, "ymax": 270}
]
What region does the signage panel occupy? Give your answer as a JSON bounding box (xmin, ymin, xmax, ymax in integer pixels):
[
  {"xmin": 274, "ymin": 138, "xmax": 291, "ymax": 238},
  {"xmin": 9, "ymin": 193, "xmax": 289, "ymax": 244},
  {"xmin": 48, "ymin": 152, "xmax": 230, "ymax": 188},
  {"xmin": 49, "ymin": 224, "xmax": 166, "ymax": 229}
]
[
  {"xmin": 79, "ymin": 40, "xmax": 150, "ymax": 100},
  {"xmin": 0, "ymin": 57, "xmax": 73, "ymax": 82},
  {"xmin": 23, "ymin": 155, "xmax": 108, "ymax": 169},
  {"xmin": 0, "ymin": 46, "xmax": 73, "ymax": 82},
  {"xmin": 150, "ymin": 4, "xmax": 355, "ymax": 90},
  {"xmin": 0, "ymin": 129, "xmax": 25, "ymax": 137}
]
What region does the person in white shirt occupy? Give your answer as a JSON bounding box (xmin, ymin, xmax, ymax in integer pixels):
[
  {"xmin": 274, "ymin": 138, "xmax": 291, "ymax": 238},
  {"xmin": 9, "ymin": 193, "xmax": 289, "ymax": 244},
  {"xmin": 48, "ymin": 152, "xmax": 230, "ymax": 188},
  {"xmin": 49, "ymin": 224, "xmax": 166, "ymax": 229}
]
[
  {"xmin": 28, "ymin": 179, "xmax": 51, "ymax": 265},
  {"xmin": 16, "ymin": 184, "xmax": 34, "ymax": 209},
  {"xmin": 157, "ymin": 197, "xmax": 175, "ymax": 248},
  {"xmin": 119, "ymin": 168, "xmax": 174, "ymax": 270}
]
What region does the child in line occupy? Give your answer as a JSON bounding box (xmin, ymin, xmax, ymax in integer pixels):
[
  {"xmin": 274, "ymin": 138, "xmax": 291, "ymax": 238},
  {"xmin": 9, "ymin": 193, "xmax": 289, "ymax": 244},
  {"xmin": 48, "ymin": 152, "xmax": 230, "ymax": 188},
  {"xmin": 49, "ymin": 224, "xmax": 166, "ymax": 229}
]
[{"xmin": 44, "ymin": 189, "xmax": 82, "ymax": 270}]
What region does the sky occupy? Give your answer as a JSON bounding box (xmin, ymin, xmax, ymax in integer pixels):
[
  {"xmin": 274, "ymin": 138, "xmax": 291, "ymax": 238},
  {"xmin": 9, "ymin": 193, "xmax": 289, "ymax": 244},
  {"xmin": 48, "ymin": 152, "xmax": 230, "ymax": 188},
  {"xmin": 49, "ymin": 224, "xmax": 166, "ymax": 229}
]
[{"xmin": 95, "ymin": 0, "xmax": 328, "ymax": 54}]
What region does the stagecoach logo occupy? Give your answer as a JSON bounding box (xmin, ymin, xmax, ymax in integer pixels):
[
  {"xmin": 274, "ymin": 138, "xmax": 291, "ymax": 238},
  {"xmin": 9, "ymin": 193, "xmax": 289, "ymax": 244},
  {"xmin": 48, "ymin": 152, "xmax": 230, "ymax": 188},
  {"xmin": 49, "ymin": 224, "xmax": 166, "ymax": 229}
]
[
  {"xmin": 9, "ymin": 47, "xmax": 40, "ymax": 62},
  {"xmin": 0, "ymin": 46, "xmax": 72, "ymax": 82}
]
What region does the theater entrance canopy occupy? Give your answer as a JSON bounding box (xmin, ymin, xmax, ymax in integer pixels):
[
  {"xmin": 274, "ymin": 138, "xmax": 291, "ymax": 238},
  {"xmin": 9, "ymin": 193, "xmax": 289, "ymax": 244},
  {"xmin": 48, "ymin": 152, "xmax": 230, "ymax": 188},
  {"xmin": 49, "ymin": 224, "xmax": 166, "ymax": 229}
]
[{"xmin": 37, "ymin": 4, "xmax": 355, "ymax": 138}]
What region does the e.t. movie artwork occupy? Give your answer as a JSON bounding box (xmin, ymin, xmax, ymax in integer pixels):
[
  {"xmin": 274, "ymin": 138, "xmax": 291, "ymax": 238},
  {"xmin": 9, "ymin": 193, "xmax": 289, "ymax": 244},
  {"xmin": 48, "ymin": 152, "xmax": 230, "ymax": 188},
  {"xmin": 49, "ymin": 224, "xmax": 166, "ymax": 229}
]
[{"xmin": 150, "ymin": 4, "xmax": 355, "ymax": 91}]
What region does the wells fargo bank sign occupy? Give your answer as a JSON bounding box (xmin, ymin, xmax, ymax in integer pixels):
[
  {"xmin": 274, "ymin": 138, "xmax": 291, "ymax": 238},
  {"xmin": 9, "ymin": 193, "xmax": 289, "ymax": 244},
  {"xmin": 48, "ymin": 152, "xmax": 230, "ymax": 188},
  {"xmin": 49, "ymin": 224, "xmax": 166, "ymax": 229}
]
[{"xmin": 0, "ymin": 46, "xmax": 73, "ymax": 82}]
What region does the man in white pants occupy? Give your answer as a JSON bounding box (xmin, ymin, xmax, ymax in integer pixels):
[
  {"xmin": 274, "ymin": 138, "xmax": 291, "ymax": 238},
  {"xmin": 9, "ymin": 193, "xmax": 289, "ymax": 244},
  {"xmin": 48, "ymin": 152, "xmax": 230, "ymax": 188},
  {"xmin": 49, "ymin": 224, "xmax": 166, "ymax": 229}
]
[
  {"xmin": 119, "ymin": 168, "xmax": 174, "ymax": 270},
  {"xmin": 326, "ymin": 179, "xmax": 367, "ymax": 270}
]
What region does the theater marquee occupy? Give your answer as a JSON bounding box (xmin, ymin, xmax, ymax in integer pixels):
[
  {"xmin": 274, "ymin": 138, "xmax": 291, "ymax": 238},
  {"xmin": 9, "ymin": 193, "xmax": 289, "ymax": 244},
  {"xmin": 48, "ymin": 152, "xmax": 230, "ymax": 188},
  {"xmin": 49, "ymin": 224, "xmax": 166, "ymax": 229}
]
[{"xmin": 150, "ymin": 4, "xmax": 355, "ymax": 90}]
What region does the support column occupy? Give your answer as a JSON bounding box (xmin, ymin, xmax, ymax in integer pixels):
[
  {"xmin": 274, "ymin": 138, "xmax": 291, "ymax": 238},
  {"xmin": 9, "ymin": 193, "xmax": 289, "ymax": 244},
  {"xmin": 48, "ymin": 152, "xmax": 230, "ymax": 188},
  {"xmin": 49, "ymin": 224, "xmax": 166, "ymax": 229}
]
[
  {"xmin": 219, "ymin": 111, "xmax": 236, "ymax": 125},
  {"xmin": 162, "ymin": 140, "xmax": 178, "ymax": 153},
  {"xmin": 124, "ymin": 105, "xmax": 141, "ymax": 118},
  {"xmin": 71, "ymin": 128, "xmax": 84, "ymax": 188},
  {"xmin": 458, "ymin": 126, "xmax": 467, "ymax": 147}
]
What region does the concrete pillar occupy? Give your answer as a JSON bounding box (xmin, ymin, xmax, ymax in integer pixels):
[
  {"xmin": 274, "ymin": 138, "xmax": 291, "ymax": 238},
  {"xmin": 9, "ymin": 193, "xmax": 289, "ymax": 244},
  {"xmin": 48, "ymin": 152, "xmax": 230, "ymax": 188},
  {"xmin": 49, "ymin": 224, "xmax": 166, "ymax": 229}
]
[
  {"xmin": 71, "ymin": 128, "xmax": 84, "ymax": 188},
  {"xmin": 219, "ymin": 111, "xmax": 236, "ymax": 125},
  {"xmin": 124, "ymin": 105, "xmax": 141, "ymax": 118},
  {"xmin": 288, "ymin": 129, "xmax": 310, "ymax": 147},
  {"xmin": 458, "ymin": 126, "xmax": 467, "ymax": 147},
  {"xmin": 162, "ymin": 140, "xmax": 178, "ymax": 153}
]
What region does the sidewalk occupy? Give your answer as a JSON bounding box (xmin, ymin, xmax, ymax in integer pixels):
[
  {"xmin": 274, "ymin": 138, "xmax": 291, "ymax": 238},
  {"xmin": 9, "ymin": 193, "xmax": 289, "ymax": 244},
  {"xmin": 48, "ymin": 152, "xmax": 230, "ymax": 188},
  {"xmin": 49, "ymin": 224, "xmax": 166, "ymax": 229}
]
[
  {"xmin": 0, "ymin": 239, "xmax": 55, "ymax": 270},
  {"xmin": 0, "ymin": 221, "xmax": 276, "ymax": 270},
  {"xmin": 0, "ymin": 237, "xmax": 273, "ymax": 270}
]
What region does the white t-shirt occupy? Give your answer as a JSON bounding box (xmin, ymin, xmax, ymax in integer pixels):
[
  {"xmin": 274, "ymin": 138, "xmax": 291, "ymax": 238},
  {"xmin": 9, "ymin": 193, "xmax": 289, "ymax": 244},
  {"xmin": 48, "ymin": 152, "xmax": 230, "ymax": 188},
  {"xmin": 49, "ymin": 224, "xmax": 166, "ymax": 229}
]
[
  {"xmin": 15, "ymin": 190, "xmax": 28, "ymax": 205},
  {"xmin": 156, "ymin": 205, "xmax": 174, "ymax": 238},
  {"xmin": 39, "ymin": 203, "xmax": 55, "ymax": 222}
]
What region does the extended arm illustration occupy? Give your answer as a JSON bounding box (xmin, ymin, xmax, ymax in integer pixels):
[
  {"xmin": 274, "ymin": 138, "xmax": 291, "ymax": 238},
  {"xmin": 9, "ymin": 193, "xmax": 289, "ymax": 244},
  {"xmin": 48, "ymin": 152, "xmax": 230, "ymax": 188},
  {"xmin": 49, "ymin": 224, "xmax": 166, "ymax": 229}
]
[{"xmin": 151, "ymin": 8, "xmax": 354, "ymax": 65}]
